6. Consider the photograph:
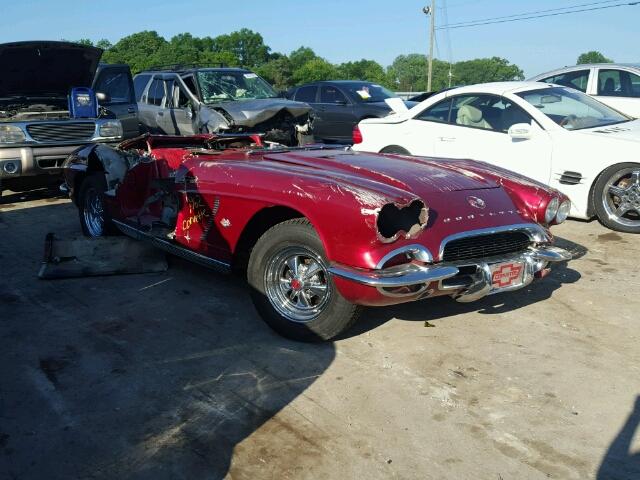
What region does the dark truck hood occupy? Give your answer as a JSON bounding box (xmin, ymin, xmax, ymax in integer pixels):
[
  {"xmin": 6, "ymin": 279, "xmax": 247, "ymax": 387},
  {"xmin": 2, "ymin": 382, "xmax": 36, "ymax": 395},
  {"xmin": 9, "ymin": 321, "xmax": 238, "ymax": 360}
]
[
  {"xmin": 0, "ymin": 41, "xmax": 102, "ymax": 97},
  {"xmin": 205, "ymin": 98, "xmax": 312, "ymax": 127}
]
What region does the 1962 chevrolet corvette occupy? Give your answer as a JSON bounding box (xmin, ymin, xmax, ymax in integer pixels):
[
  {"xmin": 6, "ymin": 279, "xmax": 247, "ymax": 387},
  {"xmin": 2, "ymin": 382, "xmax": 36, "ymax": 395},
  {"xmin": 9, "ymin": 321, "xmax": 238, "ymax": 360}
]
[{"xmin": 62, "ymin": 134, "xmax": 572, "ymax": 341}]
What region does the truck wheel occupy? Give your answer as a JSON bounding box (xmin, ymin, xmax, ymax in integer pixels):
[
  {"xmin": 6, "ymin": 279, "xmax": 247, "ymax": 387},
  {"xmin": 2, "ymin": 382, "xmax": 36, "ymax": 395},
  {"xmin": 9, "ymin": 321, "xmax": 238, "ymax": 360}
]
[
  {"xmin": 247, "ymin": 218, "xmax": 361, "ymax": 342},
  {"xmin": 592, "ymin": 163, "xmax": 640, "ymax": 233},
  {"xmin": 78, "ymin": 173, "xmax": 117, "ymax": 237}
]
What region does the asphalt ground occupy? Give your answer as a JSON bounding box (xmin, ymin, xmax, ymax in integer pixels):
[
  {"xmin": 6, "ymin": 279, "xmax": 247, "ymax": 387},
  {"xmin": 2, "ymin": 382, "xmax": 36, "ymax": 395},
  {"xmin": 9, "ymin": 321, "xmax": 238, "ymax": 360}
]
[{"xmin": 1, "ymin": 189, "xmax": 638, "ymax": 479}]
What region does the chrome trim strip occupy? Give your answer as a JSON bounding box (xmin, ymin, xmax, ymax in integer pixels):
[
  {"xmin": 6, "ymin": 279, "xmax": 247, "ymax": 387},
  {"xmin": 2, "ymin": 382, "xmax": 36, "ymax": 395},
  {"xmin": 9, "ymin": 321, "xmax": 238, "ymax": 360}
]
[
  {"xmin": 329, "ymin": 263, "xmax": 459, "ymax": 288},
  {"xmin": 438, "ymin": 222, "xmax": 550, "ymax": 261},
  {"xmin": 375, "ymin": 243, "xmax": 434, "ymax": 269}
]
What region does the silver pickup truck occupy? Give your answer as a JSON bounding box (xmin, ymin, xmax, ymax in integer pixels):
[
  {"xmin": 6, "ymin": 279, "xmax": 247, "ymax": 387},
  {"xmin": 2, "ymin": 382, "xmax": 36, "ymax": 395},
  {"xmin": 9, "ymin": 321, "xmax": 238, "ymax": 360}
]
[{"xmin": 0, "ymin": 41, "xmax": 139, "ymax": 194}]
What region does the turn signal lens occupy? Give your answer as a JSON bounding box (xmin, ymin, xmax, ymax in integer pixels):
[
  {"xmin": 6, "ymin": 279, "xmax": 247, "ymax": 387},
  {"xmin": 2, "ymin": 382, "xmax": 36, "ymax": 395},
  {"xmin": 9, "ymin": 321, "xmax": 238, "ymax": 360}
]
[
  {"xmin": 544, "ymin": 197, "xmax": 559, "ymax": 224},
  {"xmin": 555, "ymin": 200, "xmax": 571, "ymax": 224}
]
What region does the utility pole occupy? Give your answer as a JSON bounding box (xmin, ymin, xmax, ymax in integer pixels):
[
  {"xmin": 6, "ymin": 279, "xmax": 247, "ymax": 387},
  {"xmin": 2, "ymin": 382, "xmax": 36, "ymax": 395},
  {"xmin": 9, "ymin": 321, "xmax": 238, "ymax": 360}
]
[{"xmin": 423, "ymin": 1, "xmax": 436, "ymax": 92}]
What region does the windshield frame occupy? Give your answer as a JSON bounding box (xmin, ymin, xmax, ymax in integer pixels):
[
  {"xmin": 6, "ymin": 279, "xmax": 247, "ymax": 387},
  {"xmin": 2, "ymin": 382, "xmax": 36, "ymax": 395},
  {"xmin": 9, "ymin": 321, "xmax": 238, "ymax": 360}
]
[
  {"xmin": 195, "ymin": 69, "xmax": 278, "ymax": 103},
  {"xmin": 516, "ymin": 86, "xmax": 631, "ymax": 131}
]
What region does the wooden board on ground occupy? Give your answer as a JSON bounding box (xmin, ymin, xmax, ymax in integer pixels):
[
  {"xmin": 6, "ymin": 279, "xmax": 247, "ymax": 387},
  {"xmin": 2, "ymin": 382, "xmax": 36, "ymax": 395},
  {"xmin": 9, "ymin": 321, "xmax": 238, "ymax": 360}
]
[{"xmin": 38, "ymin": 233, "xmax": 168, "ymax": 279}]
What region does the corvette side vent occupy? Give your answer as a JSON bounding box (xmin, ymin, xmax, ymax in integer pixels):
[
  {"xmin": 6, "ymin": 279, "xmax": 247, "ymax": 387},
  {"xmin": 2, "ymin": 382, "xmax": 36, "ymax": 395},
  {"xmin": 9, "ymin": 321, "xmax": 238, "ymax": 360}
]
[{"xmin": 559, "ymin": 171, "xmax": 583, "ymax": 185}]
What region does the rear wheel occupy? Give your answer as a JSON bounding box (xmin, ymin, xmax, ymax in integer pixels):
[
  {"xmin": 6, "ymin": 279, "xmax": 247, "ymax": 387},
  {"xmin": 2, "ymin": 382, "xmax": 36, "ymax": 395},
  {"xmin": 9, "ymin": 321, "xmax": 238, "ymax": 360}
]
[
  {"xmin": 380, "ymin": 145, "xmax": 410, "ymax": 155},
  {"xmin": 592, "ymin": 163, "xmax": 640, "ymax": 233},
  {"xmin": 78, "ymin": 173, "xmax": 117, "ymax": 237},
  {"xmin": 247, "ymin": 219, "xmax": 361, "ymax": 341}
]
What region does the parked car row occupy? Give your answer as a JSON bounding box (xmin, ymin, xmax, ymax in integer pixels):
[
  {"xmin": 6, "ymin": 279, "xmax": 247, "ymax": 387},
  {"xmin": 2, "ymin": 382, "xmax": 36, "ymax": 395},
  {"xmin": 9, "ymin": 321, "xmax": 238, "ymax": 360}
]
[{"xmin": 2, "ymin": 40, "xmax": 637, "ymax": 341}]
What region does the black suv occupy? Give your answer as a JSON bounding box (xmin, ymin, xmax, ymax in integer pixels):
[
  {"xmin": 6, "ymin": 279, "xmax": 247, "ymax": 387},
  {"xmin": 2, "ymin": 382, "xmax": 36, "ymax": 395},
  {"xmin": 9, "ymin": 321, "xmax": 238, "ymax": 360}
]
[
  {"xmin": 0, "ymin": 41, "xmax": 138, "ymax": 193},
  {"xmin": 286, "ymin": 81, "xmax": 416, "ymax": 144},
  {"xmin": 134, "ymin": 66, "xmax": 313, "ymax": 146}
]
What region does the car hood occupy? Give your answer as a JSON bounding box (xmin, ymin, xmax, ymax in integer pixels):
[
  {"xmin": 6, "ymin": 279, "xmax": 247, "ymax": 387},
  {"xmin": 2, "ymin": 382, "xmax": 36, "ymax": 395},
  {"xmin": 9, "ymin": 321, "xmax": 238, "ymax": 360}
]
[
  {"xmin": 0, "ymin": 41, "xmax": 102, "ymax": 98},
  {"xmin": 577, "ymin": 119, "xmax": 640, "ymax": 143},
  {"xmin": 258, "ymin": 149, "xmax": 501, "ymax": 197},
  {"xmin": 204, "ymin": 98, "xmax": 312, "ymax": 127}
]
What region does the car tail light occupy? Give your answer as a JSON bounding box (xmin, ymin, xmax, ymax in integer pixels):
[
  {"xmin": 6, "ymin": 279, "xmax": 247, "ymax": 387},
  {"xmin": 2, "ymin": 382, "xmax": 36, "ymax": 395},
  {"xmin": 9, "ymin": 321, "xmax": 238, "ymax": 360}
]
[{"xmin": 352, "ymin": 125, "xmax": 363, "ymax": 144}]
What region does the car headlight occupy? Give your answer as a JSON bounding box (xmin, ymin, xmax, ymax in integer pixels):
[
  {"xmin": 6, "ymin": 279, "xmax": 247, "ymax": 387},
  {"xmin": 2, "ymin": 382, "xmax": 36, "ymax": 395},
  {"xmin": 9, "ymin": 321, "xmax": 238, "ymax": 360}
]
[
  {"xmin": 0, "ymin": 125, "xmax": 26, "ymax": 144},
  {"xmin": 98, "ymin": 120, "xmax": 123, "ymax": 138},
  {"xmin": 544, "ymin": 197, "xmax": 559, "ymax": 224},
  {"xmin": 555, "ymin": 200, "xmax": 571, "ymax": 224}
]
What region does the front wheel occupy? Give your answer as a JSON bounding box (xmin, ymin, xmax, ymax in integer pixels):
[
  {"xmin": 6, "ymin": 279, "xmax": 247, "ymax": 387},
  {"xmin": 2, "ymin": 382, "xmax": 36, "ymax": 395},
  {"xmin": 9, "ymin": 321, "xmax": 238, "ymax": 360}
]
[
  {"xmin": 247, "ymin": 219, "xmax": 361, "ymax": 342},
  {"xmin": 78, "ymin": 173, "xmax": 117, "ymax": 237},
  {"xmin": 593, "ymin": 163, "xmax": 640, "ymax": 233},
  {"xmin": 380, "ymin": 145, "xmax": 410, "ymax": 155}
]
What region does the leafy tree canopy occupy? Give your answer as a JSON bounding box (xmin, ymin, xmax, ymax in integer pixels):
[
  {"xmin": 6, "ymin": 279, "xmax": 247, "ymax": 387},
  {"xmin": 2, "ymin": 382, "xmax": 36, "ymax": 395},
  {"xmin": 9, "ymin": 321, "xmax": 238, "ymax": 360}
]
[
  {"xmin": 577, "ymin": 51, "xmax": 613, "ymax": 64},
  {"xmin": 71, "ymin": 31, "xmax": 528, "ymax": 93}
]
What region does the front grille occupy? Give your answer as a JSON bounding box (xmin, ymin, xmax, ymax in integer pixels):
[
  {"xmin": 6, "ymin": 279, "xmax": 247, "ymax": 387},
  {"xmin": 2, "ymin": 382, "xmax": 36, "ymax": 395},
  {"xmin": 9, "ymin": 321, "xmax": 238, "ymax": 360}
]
[
  {"xmin": 442, "ymin": 231, "xmax": 531, "ymax": 262},
  {"xmin": 27, "ymin": 122, "xmax": 96, "ymax": 142}
]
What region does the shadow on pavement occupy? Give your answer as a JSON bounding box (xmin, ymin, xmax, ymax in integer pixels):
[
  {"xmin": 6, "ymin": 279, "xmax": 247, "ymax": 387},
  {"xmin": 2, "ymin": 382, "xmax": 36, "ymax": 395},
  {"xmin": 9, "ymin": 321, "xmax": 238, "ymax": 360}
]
[
  {"xmin": 597, "ymin": 396, "xmax": 640, "ymax": 480},
  {"xmin": 0, "ymin": 202, "xmax": 335, "ymax": 480}
]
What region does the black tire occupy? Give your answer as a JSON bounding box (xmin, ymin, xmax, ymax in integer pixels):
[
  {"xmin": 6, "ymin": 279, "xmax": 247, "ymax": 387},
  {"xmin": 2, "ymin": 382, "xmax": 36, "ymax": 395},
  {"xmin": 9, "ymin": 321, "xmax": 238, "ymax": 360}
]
[
  {"xmin": 591, "ymin": 162, "xmax": 640, "ymax": 233},
  {"xmin": 247, "ymin": 218, "xmax": 361, "ymax": 342},
  {"xmin": 380, "ymin": 145, "xmax": 411, "ymax": 155},
  {"xmin": 77, "ymin": 173, "xmax": 118, "ymax": 237}
]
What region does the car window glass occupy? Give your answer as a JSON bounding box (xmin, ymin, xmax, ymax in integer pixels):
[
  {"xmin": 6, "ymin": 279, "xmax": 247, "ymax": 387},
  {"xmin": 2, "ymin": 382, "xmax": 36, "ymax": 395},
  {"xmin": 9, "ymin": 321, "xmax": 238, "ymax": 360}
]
[
  {"xmin": 295, "ymin": 85, "xmax": 317, "ymax": 103},
  {"xmin": 448, "ymin": 95, "xmax": 532, "ymax": 132},
  {"xmin": 415, "ymin": 99, "xmax": 452, "ymax": 123},
  {"xmin": 133, "ymin": 75, "xmax": 151, "ymax": 102},
  {"xmin": 182, "ymin": 76, "xmax": 198, "ymax": 96},
  {"xmin": 598, "ymin": 69, "xmax": 640, "ymax": 98},
  {"xmin": 175, "ymin": 85, "xmax": 191, "ymax": 108},
  {"xmin": 320, "ymin": 86, "xmax": 348, "ymax": 104},
  {"xmin": 95, "ymin": 71, "xmax": 132, "ymax": 103},
  {"xmin": 541, "ymin": 70, "xmax": 589, "ymax": 93},
  {"xmin": 147, "ymin": 79, "xmax": 164, "ymax": 106}
]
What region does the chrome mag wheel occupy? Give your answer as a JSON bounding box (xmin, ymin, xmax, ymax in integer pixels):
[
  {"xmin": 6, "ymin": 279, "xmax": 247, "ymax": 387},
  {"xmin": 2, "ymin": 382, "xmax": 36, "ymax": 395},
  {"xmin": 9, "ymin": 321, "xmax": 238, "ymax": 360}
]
[
  {"xmin": 264, "ymin": 246, "xmax": 332, "ymax": 323},
  {"xmin": 602, "ymin": 167, "xmax": 640, "ymax": 228},
  {"xmin": 83, "ymin": 187, "xmax": 105, "ymax": 237}
]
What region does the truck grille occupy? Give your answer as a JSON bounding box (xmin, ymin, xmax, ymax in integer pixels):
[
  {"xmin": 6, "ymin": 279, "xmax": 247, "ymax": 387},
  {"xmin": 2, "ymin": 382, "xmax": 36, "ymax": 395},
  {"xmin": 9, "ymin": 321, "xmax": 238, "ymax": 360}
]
[
  {"xmin": 27, "ymin": 122, "xmax": 96, "ymax": 143},
  {"xmin": 442, "ymin": 231, "xmax": 531, "ymax": 263}
]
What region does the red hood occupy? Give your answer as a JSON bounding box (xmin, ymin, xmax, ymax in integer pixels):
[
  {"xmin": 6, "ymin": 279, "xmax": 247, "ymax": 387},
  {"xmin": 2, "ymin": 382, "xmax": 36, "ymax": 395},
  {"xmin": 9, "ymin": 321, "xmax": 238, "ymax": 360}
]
[{"xmin": 258, "ymin": 150, "xmax": 501, "ymax": 196}]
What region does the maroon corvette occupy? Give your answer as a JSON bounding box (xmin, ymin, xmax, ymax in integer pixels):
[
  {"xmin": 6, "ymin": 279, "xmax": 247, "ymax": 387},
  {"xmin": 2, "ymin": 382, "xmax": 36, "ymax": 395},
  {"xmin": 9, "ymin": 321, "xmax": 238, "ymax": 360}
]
[{"xmin": 62, "ymin": 134, "xmax": 572, "ymax": 341}]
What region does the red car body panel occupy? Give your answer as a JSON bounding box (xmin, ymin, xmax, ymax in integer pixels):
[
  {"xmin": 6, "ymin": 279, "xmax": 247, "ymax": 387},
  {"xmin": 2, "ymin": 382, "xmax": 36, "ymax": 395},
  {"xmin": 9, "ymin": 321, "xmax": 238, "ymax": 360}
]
[{"xmin": 63, "ymin": 134, "xmax": 569, "ymax": 307}]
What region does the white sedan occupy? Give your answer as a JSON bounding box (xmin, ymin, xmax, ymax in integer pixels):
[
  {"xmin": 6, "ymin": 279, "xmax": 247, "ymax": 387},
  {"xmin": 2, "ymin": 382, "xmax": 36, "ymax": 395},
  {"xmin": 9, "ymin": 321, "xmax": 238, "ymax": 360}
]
[{"xmin": 353, "ymin": 81, "xmax": 640, "ymax": 233}]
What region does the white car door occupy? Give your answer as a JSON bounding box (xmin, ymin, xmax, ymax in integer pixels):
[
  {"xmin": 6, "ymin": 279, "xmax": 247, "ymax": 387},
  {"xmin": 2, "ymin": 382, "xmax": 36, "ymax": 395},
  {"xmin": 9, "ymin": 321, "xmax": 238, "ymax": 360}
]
[
  {"xmin": 431, "ymin": 94, "xmax": 553, "ymax": 184},
  {"xmin": 397, "ymin": 98, "xmax": 454, "ymax": 156},
  {"xmin": 591, "ymin": 67, "xmax": 640, "ymax": 118}
]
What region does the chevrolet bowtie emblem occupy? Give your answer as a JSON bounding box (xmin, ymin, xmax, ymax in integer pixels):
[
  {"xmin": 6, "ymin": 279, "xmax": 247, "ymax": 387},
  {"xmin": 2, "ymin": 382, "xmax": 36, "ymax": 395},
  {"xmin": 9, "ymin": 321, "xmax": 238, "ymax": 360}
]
[{"xmin": 467, "ymin": 196, "xmax": 486, "ymax": 209}]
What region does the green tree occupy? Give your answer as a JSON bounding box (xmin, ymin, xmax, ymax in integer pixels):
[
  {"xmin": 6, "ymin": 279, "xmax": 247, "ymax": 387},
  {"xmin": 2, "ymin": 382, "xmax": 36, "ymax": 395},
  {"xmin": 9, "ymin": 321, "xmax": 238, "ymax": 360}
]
[
  {"xmin": 386, "ymin": 54, "xmax": 450, "ymax": 91},
  {"xmin": 95, "ymin": 39, "xmax": 113, "ymax": 50},
  {"xmin": 102, "ymin": 31, "xmax": 168, "ymax": 72},
  {"xmin": 292, "ymin": 58, "xmax": 338, "ymax": 84},
  {"xmin": 211, "ymin": 28, "xmax": 270, "ymax": 67},
  {"xmin": 289, "ymin": 47, "xmax": 318, "ymax": 71},
  {"xmin": 577, "ymin": 51, "xmax": 613, "ymax": 64},
  {"xmin": 336, "ymin": 59, "xmax": 387, "ymax": 85},
  {"xmin": 453, "ymin": 57, "xmax": 524, "ymax": 85},
  {"xmin": 256, "ymin": 56, "xmax": 293, "ymax": 91}
]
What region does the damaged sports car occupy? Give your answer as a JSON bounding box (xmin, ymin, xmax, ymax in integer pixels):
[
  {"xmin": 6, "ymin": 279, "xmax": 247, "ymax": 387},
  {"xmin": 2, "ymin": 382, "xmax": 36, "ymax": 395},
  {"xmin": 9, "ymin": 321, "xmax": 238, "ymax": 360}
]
[
  {"xmin": 62, "ymin": 134, "xmax": 572, "ymax": 341},
  {"xmin": 134, "ymin": 67, "xmax": 313, "ymax": 146}
]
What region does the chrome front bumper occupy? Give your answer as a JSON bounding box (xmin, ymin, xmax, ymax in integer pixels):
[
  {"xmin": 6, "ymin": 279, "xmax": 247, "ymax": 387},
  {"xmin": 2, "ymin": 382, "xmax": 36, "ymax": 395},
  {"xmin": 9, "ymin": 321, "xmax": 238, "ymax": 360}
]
[{"xmin": 329, "ymin": 245, "xmax": 572, "ymax": 302}]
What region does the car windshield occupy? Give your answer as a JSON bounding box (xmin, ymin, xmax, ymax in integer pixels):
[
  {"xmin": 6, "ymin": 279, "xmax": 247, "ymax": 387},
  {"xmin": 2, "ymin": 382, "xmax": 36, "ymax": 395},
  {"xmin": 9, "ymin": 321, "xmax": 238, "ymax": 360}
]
[
  {"xmin": 196, "ymin": 70, "xmax": 278, "ymax": 103},
  {"xmin": 342, "ymin": 83, "xmax": 396, "ymax": 103},
  {"xmin": 517, "ymin": 86, "xmax": 630, "ymax": 130}
]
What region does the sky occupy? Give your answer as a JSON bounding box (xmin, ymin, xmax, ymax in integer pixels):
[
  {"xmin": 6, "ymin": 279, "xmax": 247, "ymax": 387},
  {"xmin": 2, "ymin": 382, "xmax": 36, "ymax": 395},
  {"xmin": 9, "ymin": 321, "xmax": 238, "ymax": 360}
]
[{"xmin": 1, "ymin": 0, "xmax": 638, "ymax": 78}]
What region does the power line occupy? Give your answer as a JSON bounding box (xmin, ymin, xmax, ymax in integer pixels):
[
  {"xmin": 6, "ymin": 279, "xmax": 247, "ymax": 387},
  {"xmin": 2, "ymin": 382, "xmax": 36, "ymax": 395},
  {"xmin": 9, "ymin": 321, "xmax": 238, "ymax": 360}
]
[
  {"xmin": 436, "ymin": 1, "xmax": 639, "ymax": 30},
  {"xmin": 440, "ymin": 0, "xmax": 622, "ymax": 27}
]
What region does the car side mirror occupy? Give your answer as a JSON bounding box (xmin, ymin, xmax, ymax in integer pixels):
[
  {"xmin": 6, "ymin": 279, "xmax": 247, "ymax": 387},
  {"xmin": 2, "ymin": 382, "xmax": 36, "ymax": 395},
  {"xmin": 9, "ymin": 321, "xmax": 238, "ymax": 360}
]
[
  {"xmin": 508, "ymin": 123, "xmax": 532, "ymax": 140},
  {"xmin": 96, "ymin": 92, "xmax": 111, "ymax": 104}
]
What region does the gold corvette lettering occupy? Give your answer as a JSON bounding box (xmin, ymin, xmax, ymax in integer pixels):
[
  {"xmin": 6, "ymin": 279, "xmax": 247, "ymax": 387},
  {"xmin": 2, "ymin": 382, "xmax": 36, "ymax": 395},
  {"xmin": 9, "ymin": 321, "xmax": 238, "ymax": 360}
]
[{"xmin": 182, "ymin": 195, "xmax": 210, "ymax": 232}]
